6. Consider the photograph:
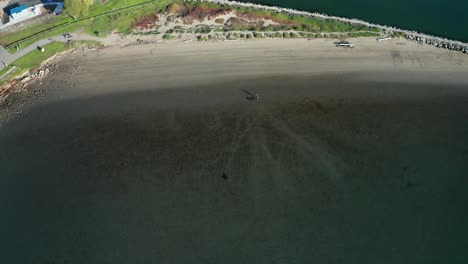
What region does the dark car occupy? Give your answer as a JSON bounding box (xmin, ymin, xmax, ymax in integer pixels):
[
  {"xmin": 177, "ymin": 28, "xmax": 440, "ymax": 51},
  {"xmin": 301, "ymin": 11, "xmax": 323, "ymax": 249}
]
[{"xmin": 63, "ymin": 33, "xmax": 72, "ymax": 39}]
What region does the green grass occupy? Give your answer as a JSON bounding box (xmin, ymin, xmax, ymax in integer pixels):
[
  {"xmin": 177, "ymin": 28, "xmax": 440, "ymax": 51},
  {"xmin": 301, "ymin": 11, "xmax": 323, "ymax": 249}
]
[
  {"xmin": 134, "ymin": 30, "xmax": 161, "ymax": 35},
  {"xmin": 0, "ymin": 65, "xmax": 22, "ymax": 87},
  {"xmin": 391, "ymin": 31, "xmax": 406, "ymax": 38},
  {"xmin": 0, "ymin": 0, "xmax": 173, "ymax": 52},
  {"xmin": 88, "ymin": 0, "xmax": 153, "ymax": 15},
  {"xmin": 346, "ymin": 32, "xmax": 381, "ymax": 38},
  {"xmin": 1, "ymin": 42, "xmax": 67, "ymax": 86},
  {"xmin": 290, "ymin": 32, "xmax": 301, "ymax": 38},
  {"xmin": 1, "ymin": 40, "xmax": 103, "ymax": 87},
  {"xmin": 6, "ymin": 23, "xmax": 83, "ymax": 53},
  {"xmin": 184, "ymin": 1, "xmax": 379, "ymax": 33},
  {"xmin": 0, "ymin": 66, "xmax": 12, "ymax": 78},
  {"xmin": 84, "ymin": 1, "xmax": 172, "ymax": 35},
  {"xmin": 0, "ymin": 66, "xmax": 17, "ymax": 87},
  {"xmin": 253, "ymin": 32, "xmax": 265, "ymax": 38},
  {"xmin": 0, "ymin": 15, "xmax": 73, "ymax": 47},
  {"xmin": 162, "ymin": 34, "xmax": 176, "ymax": 40},
  {"xmin": 1, "ymin": 0, "xmax": 383, "ymax": 55},
  {"xmin": 12, "ymin": 42, "xmax": 68, "ymax": 70}
]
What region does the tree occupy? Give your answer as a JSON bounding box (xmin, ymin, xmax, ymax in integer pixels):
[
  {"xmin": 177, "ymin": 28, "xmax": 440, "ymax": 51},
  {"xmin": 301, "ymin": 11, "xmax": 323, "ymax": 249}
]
[{"xmin": 64, "ymin": 0, "xmax": 94, "ymax": 17}]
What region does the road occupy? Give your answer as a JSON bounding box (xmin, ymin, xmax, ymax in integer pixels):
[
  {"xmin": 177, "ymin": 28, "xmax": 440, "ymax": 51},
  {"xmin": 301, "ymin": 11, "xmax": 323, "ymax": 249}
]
[
  {"xmin": 0, "ymin": 35, "xmax": 67, "ymax": 71},
  {"xmin": 0, "ymin": 32, "xmax": 104, "ymax": 72}
]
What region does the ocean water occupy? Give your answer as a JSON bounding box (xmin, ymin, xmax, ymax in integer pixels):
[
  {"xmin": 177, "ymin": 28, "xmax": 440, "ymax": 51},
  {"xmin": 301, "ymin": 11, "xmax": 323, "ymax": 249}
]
[
  {"xmin": 238, "ymin": 0, "xmax": 468, "ymax": 42},
  {"xmin": 1, "ymin": 75, "xmax": 467, "ymax": 263}
]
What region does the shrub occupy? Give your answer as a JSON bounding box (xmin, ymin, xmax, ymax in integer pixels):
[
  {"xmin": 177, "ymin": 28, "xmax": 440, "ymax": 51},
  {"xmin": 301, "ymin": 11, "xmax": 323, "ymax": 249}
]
[
  {"xmin": 253, "ymin": 32, "xmax": 264, "ymax": 38},
  {"xmin": 290, "ymin": 32, "xmax": 301, "ymax": 38},
  {"xmin": 162, "ymin": 34, "xmax": 175, "ymax": 40}
]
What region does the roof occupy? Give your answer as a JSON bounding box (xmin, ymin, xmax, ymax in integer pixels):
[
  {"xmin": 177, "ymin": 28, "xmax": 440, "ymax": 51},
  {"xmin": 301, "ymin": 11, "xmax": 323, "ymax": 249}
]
[
  {"xmin": 10, "ymin": 5, "xmax": 27, "ymax": 15},
  {"xmin": 53, "ymin": 3, "xmax": 64, "ymax": 14}
]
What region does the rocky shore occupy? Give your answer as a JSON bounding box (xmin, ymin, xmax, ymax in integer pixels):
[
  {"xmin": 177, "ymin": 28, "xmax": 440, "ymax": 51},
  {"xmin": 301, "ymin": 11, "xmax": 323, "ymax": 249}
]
[{"xmin": 405, "ymin": 34, "xmax": 468, "ymax": 54}]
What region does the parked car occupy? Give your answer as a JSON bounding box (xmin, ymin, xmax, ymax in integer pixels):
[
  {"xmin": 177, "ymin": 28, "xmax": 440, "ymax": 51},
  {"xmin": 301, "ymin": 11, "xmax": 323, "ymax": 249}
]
[
  {"xmin": 37, "ymin": 46, "xmax": 45, "ymax": 53},
  {"xmin": 63, "ymin": 33, "xmax": 72, "ymax": 39}
]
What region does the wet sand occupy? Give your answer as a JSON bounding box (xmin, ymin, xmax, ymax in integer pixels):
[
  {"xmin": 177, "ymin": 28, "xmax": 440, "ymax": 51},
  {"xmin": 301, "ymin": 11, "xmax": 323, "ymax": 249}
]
[{"xmin": 0, "ymin": 39, "xmax": 467, "ymax": 263}]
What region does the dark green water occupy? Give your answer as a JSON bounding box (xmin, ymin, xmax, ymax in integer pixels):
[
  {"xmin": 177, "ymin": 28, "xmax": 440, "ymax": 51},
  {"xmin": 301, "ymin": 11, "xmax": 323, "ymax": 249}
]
[
  {"xmin": 238, "ymin": 0, "xmax": 468, "ymax": 42},
  {"xmin": 1, "ymin": 76, "xmax": 467, "ymax": 263}
]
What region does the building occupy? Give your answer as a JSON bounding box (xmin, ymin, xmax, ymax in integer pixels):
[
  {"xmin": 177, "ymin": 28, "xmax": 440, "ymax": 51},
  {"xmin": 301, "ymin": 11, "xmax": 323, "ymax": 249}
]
[
  {"xmin": 10, "ymin": 5, "xmax": 27, "ymax": 20},
  {"xmin": 8, "ymin": 4, "xmax": 40, "ymax": 21}
]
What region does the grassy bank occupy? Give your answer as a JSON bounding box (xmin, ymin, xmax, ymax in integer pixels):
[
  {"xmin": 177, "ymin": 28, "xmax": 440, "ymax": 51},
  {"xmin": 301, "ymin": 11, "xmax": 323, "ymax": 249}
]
[
  {"xmin": 1, "ymin": 0, "xmax": 383, "ymax": 53},
  {"xmin": 0, "ymin": 0, "xmax": 173, "ymax": 52},
  {"xmin": 183, "ymin": 1, "xmax": 380, "ymax": 33},
  {"xmin": 0, "ymin": 42, "xmax": 66, "ymax": 87},
  {"xmin": 0, "ymin": 66, "xmax": 12, "ymax": 79},
  {"xmin": 12, "ymin": 42, "xmax": 67, "ymax": 70},
  {"xmin": 0, "ymin": 41, "xmax": 101, "ymax": 87}
]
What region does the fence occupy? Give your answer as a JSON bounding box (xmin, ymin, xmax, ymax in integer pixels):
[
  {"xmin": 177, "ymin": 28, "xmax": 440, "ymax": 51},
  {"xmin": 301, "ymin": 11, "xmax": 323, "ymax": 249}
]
[
  {"xmin": 2, "ymin": 0, "xmax": 161, "ymax": 49},
  {"xmin": 0, "ymin": 14, "xmax": 55, "ymax": 34}
]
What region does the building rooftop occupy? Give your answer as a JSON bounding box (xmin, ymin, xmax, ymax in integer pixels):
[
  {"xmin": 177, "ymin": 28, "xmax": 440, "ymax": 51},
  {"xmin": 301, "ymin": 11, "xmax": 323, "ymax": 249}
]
[{"xmin": 9, "ymin": 5, "xmax": 27, "ymax": 15}]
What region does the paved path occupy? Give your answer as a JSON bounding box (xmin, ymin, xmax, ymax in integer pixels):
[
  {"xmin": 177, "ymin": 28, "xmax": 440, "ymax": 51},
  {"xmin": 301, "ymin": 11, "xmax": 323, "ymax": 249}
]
[
  {"xmin": 0, "ymin": 36, "xmax": 67, "ymax": 71},
  {"xmin": 0, "ymin": 32, "xmax": 105, "ymax": 71},
  {"xmin": 2, "ymin": 0, "xmax": 467, "ymax": 71},
  {"xmin": 0, "ymin": 45, "xmax": 10, "ymax": 68}
]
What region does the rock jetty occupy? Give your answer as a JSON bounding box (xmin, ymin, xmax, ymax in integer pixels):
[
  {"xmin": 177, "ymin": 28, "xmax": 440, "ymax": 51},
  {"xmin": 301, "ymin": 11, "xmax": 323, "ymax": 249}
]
[
  {"xmin": 193, "ymin": 0, "xmax": 468, "ymax": 54},
  {"xmin": 405, "ymin": 34, "xmax": 468, "ymax": 53}
]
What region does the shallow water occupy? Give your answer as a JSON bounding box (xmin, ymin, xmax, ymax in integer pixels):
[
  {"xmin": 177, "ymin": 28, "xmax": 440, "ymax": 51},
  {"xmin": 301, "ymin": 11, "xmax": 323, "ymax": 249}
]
[{"xmin": 0, "ymin": 76, "xmax": 467, "ymax": 263}]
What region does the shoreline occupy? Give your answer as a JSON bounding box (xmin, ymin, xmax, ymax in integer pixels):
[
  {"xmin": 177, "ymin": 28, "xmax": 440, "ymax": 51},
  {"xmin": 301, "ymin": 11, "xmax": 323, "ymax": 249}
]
[
  {"xmin": 11, "ymin": 38, "xmax": 468, "ymax": 101},
  {"xmin": 1, "ymin": 36, "xmax": 467, "ymax": 101},
  {"xmin": 1, "ymin": 0, "xmax": 467, "ymax": 72},
  {"xmin": 204, "ymin": 0, "xmax": 468, "ymax": 51},
  {"xmin": 1, "ymin": 0, "xmax": 468, "ymax": 106}
]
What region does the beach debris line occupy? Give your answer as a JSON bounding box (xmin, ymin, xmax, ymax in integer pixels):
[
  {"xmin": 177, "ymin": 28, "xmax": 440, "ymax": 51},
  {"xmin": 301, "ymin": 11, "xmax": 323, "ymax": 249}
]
[
  {"xmin": 334, "ymin": 41, "xmax": 354, "ymax": 48},
  {"xmin": 376, "ymin": 37, "xmax": 392, "ymax": 42}
]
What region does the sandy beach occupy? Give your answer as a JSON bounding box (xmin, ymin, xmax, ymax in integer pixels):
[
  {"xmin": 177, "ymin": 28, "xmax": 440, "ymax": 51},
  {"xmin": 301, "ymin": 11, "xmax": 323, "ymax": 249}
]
[
  {"xmin": 1, "ymin": 38, "xmax": 467, "ymax": 263},
  {"xmin": 18, "ymin": 38, "xmax": 466, "ymax": 101}
]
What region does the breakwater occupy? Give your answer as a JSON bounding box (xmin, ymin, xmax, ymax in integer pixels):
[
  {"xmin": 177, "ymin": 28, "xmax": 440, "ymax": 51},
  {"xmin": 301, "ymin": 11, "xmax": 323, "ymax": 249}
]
[{"xmin": 188, "ymin": 0, "xmax": 468, "ymax": 54}]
